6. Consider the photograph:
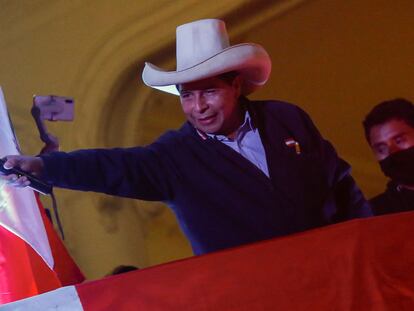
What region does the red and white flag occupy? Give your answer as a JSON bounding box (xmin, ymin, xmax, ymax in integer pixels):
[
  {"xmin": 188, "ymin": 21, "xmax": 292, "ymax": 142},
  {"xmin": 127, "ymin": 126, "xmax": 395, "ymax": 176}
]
[
  {"xmin": 0, "ymin": 88, "xmax": 84, "ymax": 304},
  {"xmin": 2, "ymin": 212, "xmax": 414, "ymax": 310}
]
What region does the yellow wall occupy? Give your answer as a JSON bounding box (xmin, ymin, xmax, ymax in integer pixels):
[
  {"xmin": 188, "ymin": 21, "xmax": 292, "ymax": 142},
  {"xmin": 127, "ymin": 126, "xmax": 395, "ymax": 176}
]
[
  {"xmin": 248, "ymin": 0, "xmax": 414, "ymax": 197},
  {"xmin": 1, "ymin": 0, "xmax": 413, "ymax": 279}
]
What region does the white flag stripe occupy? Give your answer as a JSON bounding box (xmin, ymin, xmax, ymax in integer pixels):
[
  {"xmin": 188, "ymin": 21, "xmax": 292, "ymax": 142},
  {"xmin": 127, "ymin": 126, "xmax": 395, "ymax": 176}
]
[
  {"xmin": 0, "ymin": 87, "xmax": 53, "ymax": 269},
  {"xmin": 0, "ymin": 286, "xmax": 83, "ymax": 311}
]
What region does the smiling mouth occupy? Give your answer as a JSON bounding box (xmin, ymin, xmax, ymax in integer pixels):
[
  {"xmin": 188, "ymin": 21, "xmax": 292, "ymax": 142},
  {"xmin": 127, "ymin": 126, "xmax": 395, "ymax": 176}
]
[{"xmin": 198, "ymin": 115, "xmax": 215, "ymax": 124}]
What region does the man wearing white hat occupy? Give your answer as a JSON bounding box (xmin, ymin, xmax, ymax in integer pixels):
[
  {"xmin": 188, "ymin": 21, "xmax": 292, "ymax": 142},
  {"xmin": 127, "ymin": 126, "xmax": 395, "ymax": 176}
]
[{"xmin": 2, "ymin": 19, "xmax": 371, "ymax": 255}]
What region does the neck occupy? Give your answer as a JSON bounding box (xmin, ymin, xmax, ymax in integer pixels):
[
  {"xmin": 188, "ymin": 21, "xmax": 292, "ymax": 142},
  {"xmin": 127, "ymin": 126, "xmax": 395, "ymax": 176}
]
[
  {"xmin": 226, "ymin": 130, "xmax": 239, "ymax": 140},
  {"xmin": 226, "ymin": 108, "xmax": 246, "ymax": 140}
]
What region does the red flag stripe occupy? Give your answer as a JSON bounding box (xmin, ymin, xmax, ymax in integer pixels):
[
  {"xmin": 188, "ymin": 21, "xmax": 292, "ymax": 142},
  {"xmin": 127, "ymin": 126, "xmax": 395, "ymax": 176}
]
[
  {"xmin": 77, "ymin": 212, "xmax": 414, "ymax": 310},
  {"xmin": 35, "ymin": 194, "xmax": 85, "ymax": 285},
  {"xmin": 3, "ymin": 212, "xmax": 414, "ymax": 310},
  {"xmin": 0, "ymin": 225, "xmax": 61, "ymax": 304}
]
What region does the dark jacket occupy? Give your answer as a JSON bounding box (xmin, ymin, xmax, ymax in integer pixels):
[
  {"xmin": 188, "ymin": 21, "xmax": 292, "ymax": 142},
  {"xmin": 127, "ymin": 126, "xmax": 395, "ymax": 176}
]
[
  {"xmin": 39, "ymin": 99, "xmax": 371, "ymax": 255},
  {"xmin": 370, "ymin": 182, "xmax": 414, "ymax": 215}
]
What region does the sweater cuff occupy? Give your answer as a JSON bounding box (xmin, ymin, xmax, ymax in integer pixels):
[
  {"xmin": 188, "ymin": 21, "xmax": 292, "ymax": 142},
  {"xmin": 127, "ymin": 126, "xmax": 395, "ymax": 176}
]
[{"xmin": 38, "ymin": 151, "xmax": 66, "ymax": 184}]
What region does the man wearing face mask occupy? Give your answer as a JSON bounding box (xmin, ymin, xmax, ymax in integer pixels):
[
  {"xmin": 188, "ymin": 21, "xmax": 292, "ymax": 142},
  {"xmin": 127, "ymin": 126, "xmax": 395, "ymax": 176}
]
[{"xmin": 363, "ymin": 98, "xmax": 414, "ymax": 215}]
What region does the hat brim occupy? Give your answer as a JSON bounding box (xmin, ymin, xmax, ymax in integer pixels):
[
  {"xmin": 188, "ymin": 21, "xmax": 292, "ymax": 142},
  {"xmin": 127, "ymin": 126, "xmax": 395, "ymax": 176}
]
[{"xmin": 142, "ymin": 43, "xmax": 271, "ymax": 96}]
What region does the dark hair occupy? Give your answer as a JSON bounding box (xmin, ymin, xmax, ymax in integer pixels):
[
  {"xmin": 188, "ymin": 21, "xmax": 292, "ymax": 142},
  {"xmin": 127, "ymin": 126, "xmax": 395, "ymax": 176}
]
[
  {"xmin": 216, "ymin": 71, "xmax": 240, "ymax": 84},
  {"xmin": 363, "ymin": 98, "xmax": 414, "ymax": 144},
  {"xmin": 176, "ymin": 71, "xmax": 239, "ymax": 93}
]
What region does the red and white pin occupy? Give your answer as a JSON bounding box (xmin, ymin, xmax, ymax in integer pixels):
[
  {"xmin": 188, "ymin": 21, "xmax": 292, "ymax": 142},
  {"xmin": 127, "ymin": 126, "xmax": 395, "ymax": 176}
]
[{"xmin": 284, "ymin": 138, "xmax": 301, "ymax": 154}]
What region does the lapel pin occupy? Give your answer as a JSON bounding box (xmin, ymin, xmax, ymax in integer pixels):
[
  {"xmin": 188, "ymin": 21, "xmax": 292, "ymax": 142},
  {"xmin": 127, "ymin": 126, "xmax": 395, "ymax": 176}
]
[{"xmin": 284, "ymin": 138, "xmax": 301, "ymax": 155}]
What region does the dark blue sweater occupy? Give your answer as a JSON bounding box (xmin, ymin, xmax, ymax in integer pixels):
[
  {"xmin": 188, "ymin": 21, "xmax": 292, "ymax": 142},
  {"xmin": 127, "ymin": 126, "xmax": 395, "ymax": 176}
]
[{"xmin": 40, "ymin": 100, "xmax": 371, "ymax": 255}]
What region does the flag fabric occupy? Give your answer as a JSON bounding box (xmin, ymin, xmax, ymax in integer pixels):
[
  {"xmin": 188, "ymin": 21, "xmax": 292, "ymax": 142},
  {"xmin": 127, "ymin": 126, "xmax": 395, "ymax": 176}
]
[
  {"xmin": 2, "ymin": 212, "xmax": 414, "ymax": 311},
  {"xmin": 0, "ymin": 87, "xmax": 84, "ymax": 304},
  {"xmin": 0, "ymin": 195, "xmax": 84, "ymax": 304},
  {"xmin": 35, "ymin": 194, "xmax": 84, "ymax": 286},
  {"xmin": 0, "ymin": 223, "xmax": 61, "ymax": 304}
]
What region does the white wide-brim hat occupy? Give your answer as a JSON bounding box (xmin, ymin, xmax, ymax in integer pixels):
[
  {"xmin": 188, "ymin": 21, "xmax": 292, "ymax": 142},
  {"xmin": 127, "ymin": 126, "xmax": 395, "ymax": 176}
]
[{"xmin": 142, "ymin": 19, "xmax": 272, "ymax": 96}]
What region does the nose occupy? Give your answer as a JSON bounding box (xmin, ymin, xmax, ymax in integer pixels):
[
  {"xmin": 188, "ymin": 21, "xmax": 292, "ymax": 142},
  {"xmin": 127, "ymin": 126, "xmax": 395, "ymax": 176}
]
[
  {"xmin": 194, "ymin": 94, "xmax": 208, "ymax": 113},
  {"xmin": 388, "ymin": 143, "xmax": 403, "ymax": 155}
]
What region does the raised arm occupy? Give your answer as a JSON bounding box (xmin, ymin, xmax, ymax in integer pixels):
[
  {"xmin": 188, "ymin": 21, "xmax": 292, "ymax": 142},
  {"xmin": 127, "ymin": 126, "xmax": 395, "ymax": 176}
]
[{"xmin": 38, "ymin": 146, "xmax": 174, "ymax": 201}]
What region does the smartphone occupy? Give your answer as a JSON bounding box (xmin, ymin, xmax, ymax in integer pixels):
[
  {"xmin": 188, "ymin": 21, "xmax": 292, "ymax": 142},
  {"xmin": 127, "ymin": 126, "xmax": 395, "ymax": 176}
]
[{"xmin": 33, "ymin": 95, "xmax": 74, "ymax": 121}]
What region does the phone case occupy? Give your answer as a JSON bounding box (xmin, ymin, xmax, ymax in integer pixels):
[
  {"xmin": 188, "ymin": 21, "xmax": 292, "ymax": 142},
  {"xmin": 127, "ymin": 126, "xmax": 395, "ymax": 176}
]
[{"xmin": 33, "ymin": 95, "xmax": 74, "ymax": 121}]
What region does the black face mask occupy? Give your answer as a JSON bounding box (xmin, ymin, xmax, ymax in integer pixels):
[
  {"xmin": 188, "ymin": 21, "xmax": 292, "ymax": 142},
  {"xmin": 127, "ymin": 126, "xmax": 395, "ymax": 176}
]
[{"xmin": 379, "ymin": 146, "xmax": 414, "ymax": 185}]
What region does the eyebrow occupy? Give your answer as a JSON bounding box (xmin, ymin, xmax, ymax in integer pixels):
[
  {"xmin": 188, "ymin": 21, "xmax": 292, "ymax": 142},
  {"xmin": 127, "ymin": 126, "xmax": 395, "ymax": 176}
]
[
  {"xmin": 371, "ymin": 132, "xmax": 408, "ymax": 148},
  {"xmin": 390, "ymin": 132, "xmax": 408, "ymax": 140}
]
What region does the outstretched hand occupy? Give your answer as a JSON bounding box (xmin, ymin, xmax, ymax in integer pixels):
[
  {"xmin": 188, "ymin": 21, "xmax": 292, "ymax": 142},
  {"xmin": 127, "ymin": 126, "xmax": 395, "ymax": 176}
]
[{"xmin": 0, "ymin": 155, "xmax": 44, "ymax": 188}]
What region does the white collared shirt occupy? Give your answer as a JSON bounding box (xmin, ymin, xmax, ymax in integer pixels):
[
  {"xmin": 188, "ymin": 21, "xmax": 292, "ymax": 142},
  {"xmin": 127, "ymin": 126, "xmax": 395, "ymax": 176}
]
[{"xmin": 207, "ymin": 111, "xmax": 269, "ymax": 177}]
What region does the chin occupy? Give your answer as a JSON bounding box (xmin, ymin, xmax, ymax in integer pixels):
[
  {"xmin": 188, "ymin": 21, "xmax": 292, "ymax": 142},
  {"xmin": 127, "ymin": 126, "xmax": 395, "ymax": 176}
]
[{"xmin": 198, "ymin": 125, "xmax": 220, "ymax": 135}]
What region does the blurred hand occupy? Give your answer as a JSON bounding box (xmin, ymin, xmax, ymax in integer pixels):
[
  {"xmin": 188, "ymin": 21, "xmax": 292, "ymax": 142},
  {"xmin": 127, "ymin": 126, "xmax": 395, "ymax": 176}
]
[{"xmin": 0, "ymin": 155, "xmax": 44, "ymax": 188}]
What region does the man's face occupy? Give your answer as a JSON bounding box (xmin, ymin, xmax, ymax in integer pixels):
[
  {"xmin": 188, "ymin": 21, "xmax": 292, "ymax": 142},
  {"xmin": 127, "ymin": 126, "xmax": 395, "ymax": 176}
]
[
  {"xmin": 178, "ymin": 76, "xmax": 242, "ymax": 136},
  {"xmin": 369, "ymin": 119, "xmax": 414, "ymax": 161}
]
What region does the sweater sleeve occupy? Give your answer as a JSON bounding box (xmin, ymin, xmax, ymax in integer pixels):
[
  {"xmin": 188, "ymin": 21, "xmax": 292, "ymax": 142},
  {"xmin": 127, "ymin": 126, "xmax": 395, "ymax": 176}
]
[{"xmin": 38, "ymin": 143, "xmax": 175, "ymax": 201}]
